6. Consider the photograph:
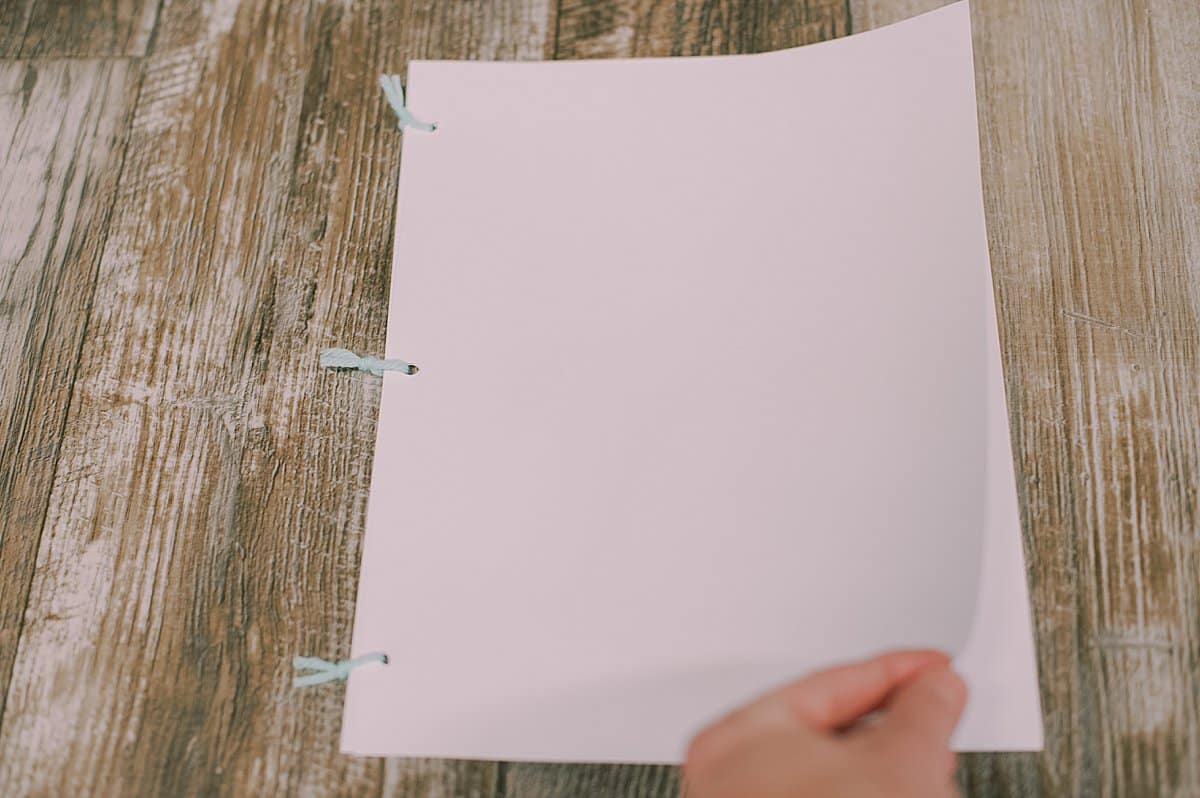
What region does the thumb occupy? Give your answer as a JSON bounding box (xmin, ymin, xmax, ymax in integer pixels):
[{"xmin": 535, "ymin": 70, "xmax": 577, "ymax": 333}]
[{"xmin": 863, "ymin": 665, "xmax": 967, "ymax": 753}]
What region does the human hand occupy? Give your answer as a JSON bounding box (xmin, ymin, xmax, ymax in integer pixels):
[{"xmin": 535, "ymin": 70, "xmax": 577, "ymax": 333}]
[{"xmin": 682, "ymin": 650, "xmax": 967, "ymax": 798}]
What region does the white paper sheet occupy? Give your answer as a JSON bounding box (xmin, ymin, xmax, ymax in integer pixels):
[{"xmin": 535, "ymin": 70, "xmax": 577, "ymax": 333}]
[{"xmin": 342, "ymin": 1, "xmax": 1042, "ymax": 761}]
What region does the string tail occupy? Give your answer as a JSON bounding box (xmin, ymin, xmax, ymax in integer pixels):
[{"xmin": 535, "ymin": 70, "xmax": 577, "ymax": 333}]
[
  {"xmin": 293, "ymin": 652, "xmax": 388, "ymax": 688},
  {"xmin": 379, "ymin": 74, "xmax": 436, "ymax": 133},
  {"xmin": 321, "ymin": 348, "xmax": 418, "ymax": 377}
]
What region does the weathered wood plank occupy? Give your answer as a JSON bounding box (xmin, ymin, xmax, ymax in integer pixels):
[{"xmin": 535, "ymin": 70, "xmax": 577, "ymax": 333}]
[
  {"xmin": 0, "ymin": 0, "xmax": 24, "ymax": 53},
  {"xmin": 847, "ymin": 0, "xmax": 944, "ymax": 31},
  {"xmin": 3, "ymin": 2, "xmax": 1198, "ymax": 796},
  {"xmin": 554, "ymin": 0, "xmax": 846, "ymax": 58},
  {"xmin": 0, "ymin": 56, "xmax": 137, "ymax": 737},
  {"xmin": 506, "ymin": 762, "xmax": 683, "ymax": 798},
  {"xmin": 0, "ymin": 0, "xmax": 552, "ymax": 796},
  {"xmin": 0, "ymin": 0, "xmax": 159, "ymax": 57},
  {"xmin": 854, "ymin": 2, "xmax": 1200, "ymax": 796}
]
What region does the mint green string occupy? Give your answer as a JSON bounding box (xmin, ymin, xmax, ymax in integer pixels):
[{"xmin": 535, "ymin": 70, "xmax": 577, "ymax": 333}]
[
  {"xmin": 320, "ymin": 348, "xmax": 418, "ymax": 376},
  {"xmin": 293, "ymin": 652, "xmax": 388, "ymax": 687},
  {"xmin": 380, "ymin": 74, "xmax": 436, "ymax": 132}
]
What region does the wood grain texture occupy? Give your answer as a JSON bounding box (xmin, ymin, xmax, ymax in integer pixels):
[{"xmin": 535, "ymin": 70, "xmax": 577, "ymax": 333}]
[
  {"xmin": 2, "ymin": 1, "xmax": 1199, "ymax": 796},
  {"xmin": 848, "ymin": 0, "xmax": 944, "ymax": 30},
  {"xmin": 0, "ymin": 0, "xmax": 159, "ymax": 57},
  {"xmin": 0, "ymin": 0, "xmax": 551, "ymax": 796},
  {"xmin": 0, "ymin": 56, "xmax": 137, "ymax": 736},
  {"xmin": 553, "ymin": 0, "xmax": 846, "ymax": 58},
  {"xmin": 854, "ymin": 2, "xmax": 1200, "ymax": 796}
]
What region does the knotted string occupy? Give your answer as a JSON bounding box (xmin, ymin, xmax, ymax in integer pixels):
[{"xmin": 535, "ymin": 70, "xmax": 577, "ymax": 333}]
[
  {"xmin": 380, "ymin": 74, "xmax": 436, "ymax": 132},
  {"xmin": 293, "ymin": 652, "xmax": 388, "ymax": 687},
  {"xmin": 321, "ymin": 348, "xmax": 418, "ymax": 376}
]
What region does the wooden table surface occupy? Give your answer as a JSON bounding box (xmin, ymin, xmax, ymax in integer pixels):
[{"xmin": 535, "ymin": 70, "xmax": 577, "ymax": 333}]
[{"xmin": 2, "ymin": 0, "xmax": 1198, "ymax": 795}]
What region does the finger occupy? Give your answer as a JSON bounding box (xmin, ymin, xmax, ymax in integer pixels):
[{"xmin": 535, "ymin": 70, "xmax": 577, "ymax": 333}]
[
  {"xmin": 763, "ymin": 649, "xmax": 950, "ymax": 731},
  {"xmin": 685, "ymin": 696, "xmax": 802, "ymax": 777},
  {"xmin": 862, "ymin": 664, "xmax": 967, "ymax": 752},
  {"xmin": 698, "ymin": 648, "xmax": 949, "ymax": 754}
]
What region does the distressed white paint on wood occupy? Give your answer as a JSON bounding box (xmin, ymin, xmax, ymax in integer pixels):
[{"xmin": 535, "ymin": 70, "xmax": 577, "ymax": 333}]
[
  {"xmin": 848, "ymin": 0, "xmax": 945, "ymax": 30},
  {"xmin": 2, "ymin": 1, "xmax": 1199, "ymax": 796},
  {"xmin": 0, "ymin": 58, "xmax": 137, "ymax": 752},
  {"xmin": 0, "ymin": 0, "xmax": 555, "ymax": 796},
  {"xmin": 0, "ymin": 0, "xmax": 159, "ymax": 56},
  {"xmin": 552, "ymin": 0, "xmax": 845, "ymax": 58}
]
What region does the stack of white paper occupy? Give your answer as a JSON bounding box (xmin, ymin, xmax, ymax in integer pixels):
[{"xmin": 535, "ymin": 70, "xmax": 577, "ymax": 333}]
[{"xmin": 342, "ymin": 0, "xmax": 1042, "ymax": 762}]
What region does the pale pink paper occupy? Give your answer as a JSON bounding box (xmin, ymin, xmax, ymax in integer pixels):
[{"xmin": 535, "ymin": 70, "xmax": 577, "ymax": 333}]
[{"xmin": 342, "ymin": 1, "xmax": 1041, "ymax": 760}]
